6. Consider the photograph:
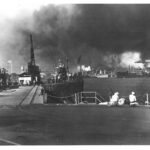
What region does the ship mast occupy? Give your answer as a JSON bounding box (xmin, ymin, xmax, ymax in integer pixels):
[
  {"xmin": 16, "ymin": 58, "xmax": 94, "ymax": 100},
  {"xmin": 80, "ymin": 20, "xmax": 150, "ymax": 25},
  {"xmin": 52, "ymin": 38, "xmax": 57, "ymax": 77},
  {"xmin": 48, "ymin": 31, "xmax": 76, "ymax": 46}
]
[{"xmin": 66, "ymin": 57, "xmax": 69, "ymax": 73}]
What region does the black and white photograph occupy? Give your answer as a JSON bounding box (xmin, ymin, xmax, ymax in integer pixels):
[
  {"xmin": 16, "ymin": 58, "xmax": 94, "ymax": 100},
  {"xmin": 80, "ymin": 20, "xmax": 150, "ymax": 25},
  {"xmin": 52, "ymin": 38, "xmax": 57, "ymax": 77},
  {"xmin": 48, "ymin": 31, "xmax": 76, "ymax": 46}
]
[{"xmin": 0, "ymin": 0, "xmax": 150, "ymax": 146}]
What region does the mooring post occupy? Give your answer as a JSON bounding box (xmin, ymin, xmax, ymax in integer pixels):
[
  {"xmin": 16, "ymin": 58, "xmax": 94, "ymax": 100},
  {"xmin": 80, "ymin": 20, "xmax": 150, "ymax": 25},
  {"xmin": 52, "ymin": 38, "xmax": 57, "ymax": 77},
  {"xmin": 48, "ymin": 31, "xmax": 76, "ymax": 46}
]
[
  {"xmin": 80, "ymin": 92, "xmax": 82, "ymax": 103},
  {"xmin": 75, "ymin": 93, "xmax": 77, "ymax": 104},
  {"xmin": 95, "ymin": 92, "xmax": 96, "ymax": 104},
  {"xmin": 146, "ymin": 93, "xmax": 149, "ymax": 105},
  {"xmin": 77, "ymin": 93, "xmax": 80, "ymax": 104},
  {"xmin": 76, "ymin": 93, "xmax": 79, "ymax": 104},
  {"xmin": 78, "ymin": 92, "xmax": 80, "ymax": 104}
]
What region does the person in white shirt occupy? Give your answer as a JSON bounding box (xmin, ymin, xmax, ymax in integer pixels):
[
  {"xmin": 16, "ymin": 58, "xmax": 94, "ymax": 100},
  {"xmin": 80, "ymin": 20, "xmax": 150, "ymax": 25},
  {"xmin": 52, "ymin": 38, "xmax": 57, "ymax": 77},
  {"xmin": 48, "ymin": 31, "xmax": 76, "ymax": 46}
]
[
  {"xmin": 99, "ymin": 91, "xmax": 125, "ymax": 106},
  {"xmin": 109, "ymin": 92, "xmax": 119, "ymax": 106},
  {"xmin": 129, "ymin": 91, "xmax": 139, "ymax": 106},
  {"xmin": 99, "ymin": 92, "xmax": 119, "ymax": 106}
]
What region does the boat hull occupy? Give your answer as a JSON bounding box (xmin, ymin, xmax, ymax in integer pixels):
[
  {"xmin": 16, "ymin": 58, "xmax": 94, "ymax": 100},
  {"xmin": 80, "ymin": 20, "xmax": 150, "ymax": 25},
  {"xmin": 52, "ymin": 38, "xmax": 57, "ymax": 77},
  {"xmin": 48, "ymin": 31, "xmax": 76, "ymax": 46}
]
[{"xmin": 43, "ymin": 79, "xmax": 84, "ymax": 103}]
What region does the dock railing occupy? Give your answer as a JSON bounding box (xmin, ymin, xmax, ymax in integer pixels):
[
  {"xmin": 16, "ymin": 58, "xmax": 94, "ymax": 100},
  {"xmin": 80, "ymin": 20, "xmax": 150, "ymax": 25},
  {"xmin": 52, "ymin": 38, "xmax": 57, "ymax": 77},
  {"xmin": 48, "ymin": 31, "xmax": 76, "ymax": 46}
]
[{"xmin": 75, "ymin": 91, "xmax": 103, "ymax": 104}]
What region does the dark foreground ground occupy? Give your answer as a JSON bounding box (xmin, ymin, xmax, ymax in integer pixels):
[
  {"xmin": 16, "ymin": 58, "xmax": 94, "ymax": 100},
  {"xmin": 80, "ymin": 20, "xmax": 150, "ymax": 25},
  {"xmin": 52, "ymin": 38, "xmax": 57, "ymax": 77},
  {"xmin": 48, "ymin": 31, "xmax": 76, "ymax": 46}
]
[{"xmin": 1, "ymin": 104, "xmax": 150, "ymax": 145}]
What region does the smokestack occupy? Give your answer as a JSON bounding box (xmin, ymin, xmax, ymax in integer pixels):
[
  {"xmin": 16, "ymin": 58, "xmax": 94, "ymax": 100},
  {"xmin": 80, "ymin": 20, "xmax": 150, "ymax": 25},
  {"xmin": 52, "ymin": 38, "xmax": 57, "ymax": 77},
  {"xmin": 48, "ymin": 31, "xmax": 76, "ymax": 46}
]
[
  {"xmin": 30, "ymin": 34, "xmax": 35, "ymax": 66},
  {"xmin": 77, "ymin": 55, "xmax": 82, "ymax": 72}
]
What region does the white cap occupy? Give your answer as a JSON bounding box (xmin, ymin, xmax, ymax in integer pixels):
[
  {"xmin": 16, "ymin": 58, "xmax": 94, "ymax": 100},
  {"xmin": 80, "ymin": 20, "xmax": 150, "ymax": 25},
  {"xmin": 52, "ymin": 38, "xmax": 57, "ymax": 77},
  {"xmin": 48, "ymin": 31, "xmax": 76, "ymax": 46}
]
[{"xmin": 115, "ymin": 92, "xmax": 119, "ymax": 95}]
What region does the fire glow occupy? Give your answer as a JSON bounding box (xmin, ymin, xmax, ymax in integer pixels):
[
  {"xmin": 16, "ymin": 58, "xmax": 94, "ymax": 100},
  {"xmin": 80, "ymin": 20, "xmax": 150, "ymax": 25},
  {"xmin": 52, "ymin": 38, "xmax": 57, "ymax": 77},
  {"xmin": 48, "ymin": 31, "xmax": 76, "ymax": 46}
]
[
  {"xmin": 77, "ymin": 65, "xmax": 91, "ymax": 72},
  {"xmin": 120, "ymin": 52, "xmax": 144, "ymax": 69}
]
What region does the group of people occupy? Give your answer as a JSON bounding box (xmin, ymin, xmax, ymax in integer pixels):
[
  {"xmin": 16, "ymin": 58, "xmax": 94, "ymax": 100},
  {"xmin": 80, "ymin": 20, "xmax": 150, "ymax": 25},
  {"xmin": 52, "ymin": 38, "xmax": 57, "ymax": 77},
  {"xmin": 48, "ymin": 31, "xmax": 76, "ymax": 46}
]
[{"xmin": 99, "ymin": 91, "xmax": 139, "ymax": 106}]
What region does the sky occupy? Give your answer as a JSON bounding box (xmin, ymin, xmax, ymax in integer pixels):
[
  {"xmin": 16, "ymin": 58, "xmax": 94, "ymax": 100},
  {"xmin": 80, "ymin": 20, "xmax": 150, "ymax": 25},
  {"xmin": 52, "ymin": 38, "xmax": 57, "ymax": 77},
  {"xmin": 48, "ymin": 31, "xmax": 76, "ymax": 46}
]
[{"xmin": 1, "ymin": 2, "xmax": 150, "ymax": 73}]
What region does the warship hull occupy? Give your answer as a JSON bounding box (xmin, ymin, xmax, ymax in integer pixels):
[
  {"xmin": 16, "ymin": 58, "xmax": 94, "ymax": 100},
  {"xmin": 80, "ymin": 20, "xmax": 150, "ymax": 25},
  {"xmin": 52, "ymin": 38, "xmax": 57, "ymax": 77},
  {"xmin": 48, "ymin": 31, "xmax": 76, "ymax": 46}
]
[{"xmin": 43, "ymin": 79, "xmax": 84, "ymax": 104}]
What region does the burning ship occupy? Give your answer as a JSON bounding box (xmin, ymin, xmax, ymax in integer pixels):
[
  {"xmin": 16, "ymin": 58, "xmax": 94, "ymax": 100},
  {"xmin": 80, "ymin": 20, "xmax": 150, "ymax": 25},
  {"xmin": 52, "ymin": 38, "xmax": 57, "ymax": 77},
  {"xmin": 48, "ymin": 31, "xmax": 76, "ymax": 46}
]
[{"xmin": 43, "ymin": 59, "xmax": 84, "ymax": 104}]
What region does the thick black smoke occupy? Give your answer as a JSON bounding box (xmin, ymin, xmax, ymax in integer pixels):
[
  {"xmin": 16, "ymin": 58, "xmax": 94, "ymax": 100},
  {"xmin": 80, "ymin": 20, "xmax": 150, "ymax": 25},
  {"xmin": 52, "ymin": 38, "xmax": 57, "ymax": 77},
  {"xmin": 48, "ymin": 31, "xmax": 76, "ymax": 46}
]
[{"xmin": 4, "ymin": 4, "xmax": 150, "ymax": 73}]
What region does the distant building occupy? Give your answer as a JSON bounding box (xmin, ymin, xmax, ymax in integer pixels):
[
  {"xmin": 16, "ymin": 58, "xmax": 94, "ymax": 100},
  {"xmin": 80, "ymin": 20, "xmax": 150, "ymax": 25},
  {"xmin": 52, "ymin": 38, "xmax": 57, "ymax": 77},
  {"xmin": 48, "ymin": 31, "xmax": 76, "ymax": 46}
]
[
  {"xmin": 7, "ymin": 60, "xmax": 12, "ymax": 74},
  {"xmin": 18, "ymin": 72, "xmax": 31, "ymax": 85}
]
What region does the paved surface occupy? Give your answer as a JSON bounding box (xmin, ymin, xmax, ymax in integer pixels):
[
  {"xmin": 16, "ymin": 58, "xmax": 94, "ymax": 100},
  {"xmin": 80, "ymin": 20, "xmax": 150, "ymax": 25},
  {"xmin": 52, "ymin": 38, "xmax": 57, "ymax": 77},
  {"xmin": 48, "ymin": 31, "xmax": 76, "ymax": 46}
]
[
  {"xmin": 0, "ymin": 85, "xmax": 43, "ymax": 106},
  {"xmin": 32, "ymin": 86, "xmax": 44, "ymax": 104},
  {"xmin": 21, "ymin": 86, "xmax": 38, "ymax": 105},
  {"xmin": 0, "ymin": 105, "xmax": 149, "ymax": 145},
  {"xmin": 0, "ymin": 86, "xmax": 33, "ymax": 106},
  {"xmin": 0, "ymin": 86, "xmax": 150, "ymax": 145}
]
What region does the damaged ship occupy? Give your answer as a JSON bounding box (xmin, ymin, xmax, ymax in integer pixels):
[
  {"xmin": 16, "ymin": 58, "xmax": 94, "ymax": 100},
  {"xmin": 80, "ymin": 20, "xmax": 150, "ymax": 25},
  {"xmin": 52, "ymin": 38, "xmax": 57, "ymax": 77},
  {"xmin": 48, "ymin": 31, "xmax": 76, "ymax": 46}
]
[{"xmin": 43, "ymin": 59, "xmax": 84, "ymax": 104}]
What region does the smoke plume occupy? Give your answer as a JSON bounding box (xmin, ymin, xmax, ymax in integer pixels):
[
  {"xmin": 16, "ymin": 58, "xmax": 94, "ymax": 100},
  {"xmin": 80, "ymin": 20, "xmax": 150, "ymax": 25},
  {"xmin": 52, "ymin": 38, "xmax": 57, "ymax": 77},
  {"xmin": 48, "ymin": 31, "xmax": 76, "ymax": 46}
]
[{"xmin": 1, "ymin": 4, "xmax": 150, "ymax": 73}]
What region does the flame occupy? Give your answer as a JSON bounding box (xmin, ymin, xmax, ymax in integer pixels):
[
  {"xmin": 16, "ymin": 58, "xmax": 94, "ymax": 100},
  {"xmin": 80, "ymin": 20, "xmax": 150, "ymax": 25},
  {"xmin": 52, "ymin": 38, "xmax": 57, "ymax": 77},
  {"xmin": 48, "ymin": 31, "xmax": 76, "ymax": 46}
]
[
  {"xmin": 77, "ymin": 65, "xmax": 91, "ymax": 72},
  {"xmin": 120, "ymin": 51, "xmax": 144, "ymax": 69},
  {"xmin": 81, "ymin": 65, "xmax": 91, "ymax": 71}
]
